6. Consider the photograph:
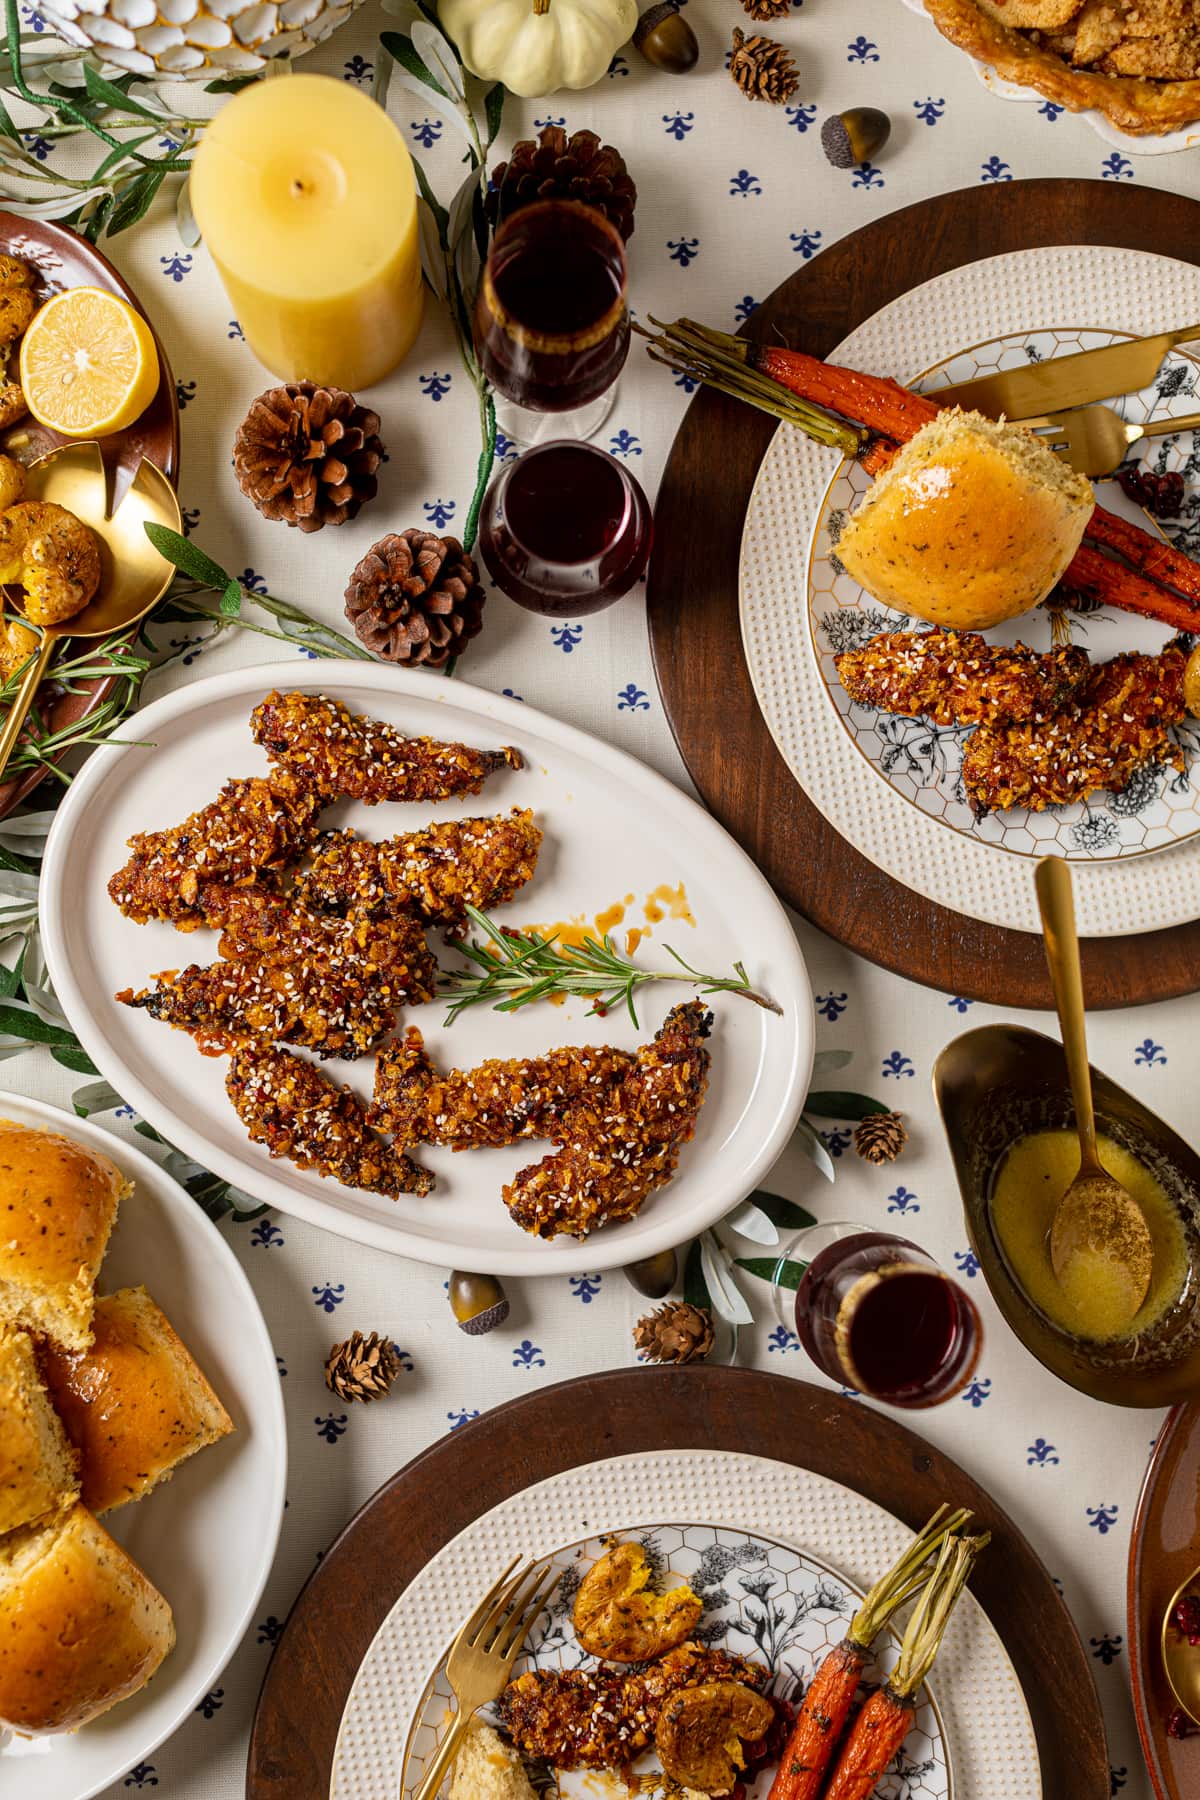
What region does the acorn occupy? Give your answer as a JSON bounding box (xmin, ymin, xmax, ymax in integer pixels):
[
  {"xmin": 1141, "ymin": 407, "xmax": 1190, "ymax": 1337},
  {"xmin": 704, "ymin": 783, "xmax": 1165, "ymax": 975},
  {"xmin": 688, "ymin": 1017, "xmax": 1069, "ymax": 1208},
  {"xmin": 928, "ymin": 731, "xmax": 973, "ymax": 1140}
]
[
  {"xmin": 623, "ymin": 1248, "xmax": 678, "ymax": 1299},
  {"xmin": 821, "ymin": 107, "xmax": 892, "ymax": 170},
  {"xmin": 449, "ymin": 1269, "xmax": 510, "ymax": 1335},
  {"xmin": 634, "ymin": 2, "xmax": 699, "ymax": 73}
]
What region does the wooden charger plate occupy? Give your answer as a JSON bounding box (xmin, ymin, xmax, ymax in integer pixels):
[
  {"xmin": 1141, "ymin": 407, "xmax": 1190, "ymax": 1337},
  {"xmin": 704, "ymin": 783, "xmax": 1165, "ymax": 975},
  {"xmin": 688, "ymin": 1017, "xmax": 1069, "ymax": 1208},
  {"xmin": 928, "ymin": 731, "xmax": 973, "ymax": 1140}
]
[
  {"xmin": 0, "ymin": 212, "xmax": 179, "ymax": 819},
  {"xmin": 1128, "ymin": 1403, "xmax": 1200, "ymax": 1800},
  {"xmin": 646, "ymin": 177, "xmax": 1200, "ymax": 1010},
  {"xmin": 246, "ymin": 1367, "xmax": 1107, "ymax": 1799}
]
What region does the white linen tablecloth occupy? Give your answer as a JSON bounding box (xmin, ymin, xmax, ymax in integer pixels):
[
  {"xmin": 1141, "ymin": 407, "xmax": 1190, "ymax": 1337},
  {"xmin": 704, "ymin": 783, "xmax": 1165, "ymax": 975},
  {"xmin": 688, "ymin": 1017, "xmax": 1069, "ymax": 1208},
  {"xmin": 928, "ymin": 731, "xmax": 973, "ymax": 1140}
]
[{"xmin": 6, "ymin": 1, "xmax": 1200, "ymax": 1792}]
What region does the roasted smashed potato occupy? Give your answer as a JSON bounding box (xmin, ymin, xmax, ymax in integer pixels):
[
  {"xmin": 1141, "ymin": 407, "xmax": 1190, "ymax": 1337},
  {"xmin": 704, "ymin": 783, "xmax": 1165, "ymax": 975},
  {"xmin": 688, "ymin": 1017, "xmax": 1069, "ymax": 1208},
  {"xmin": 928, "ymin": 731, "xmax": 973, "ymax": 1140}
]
[
  {"xmin": 572, "ymin": 1540, "xmax": 702, "ymax": 1663},
  {"xmin": 0, "ymin": 499, "xmax": 100, "ymax": 625},
  {"xmin": 655, "ymin": 1680, "xmax": 774, "ymax": 1796}
]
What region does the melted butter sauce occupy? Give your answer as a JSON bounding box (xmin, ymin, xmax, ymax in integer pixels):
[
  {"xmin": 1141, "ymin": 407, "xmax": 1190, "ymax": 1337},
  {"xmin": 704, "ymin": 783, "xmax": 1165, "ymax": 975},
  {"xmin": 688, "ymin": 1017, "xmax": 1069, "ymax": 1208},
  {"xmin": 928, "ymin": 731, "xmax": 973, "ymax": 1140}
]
[
  {"xmin": 527, "ymin": 884, "xmax": 695, "ymax": 950},
  {"xmin": 990, "ymin": 1129, "xmax": 1188, "ymax": 1342}
]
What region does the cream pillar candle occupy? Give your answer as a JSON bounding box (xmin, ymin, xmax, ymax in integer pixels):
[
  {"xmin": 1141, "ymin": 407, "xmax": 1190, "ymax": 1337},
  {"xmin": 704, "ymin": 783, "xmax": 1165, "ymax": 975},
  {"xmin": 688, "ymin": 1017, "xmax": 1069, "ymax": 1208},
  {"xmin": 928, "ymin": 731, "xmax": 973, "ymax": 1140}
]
[{"xmin": 190, "ymin": 73, "xmax": 423, "ymax": 391}]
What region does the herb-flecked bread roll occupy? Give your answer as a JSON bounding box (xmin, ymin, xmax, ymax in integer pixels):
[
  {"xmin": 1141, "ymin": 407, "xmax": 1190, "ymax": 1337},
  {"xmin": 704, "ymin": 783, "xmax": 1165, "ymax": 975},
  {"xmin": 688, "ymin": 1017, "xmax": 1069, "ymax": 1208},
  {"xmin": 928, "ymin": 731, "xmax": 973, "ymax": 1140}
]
[
  {"xmin": 0, "ymin": 1326, "xmax": 78, "ymax": 1533},
  {"xmin": 39, "ymin": 1286, "xmax": 234, "ymax": 1515},
  {"xmin": 835, "ymin": 409, "xmax": 1094, "ymax": 630},
  {"xmin": 0, "ymin": 1120, "xmax": 128, "ymax": 1352},
  {"xmin": 0, "ymin": 1502, "xmax": 173, "ymax": 1733}
]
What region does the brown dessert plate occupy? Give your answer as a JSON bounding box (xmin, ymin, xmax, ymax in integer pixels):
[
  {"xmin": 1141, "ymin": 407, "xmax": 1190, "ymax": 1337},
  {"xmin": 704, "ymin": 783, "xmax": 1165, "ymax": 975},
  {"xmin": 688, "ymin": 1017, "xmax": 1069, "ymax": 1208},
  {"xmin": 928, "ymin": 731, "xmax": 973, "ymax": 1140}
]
[{"xmin": 1129, "ymin": 1404, "xmax": 1200, "ymax": 1798}]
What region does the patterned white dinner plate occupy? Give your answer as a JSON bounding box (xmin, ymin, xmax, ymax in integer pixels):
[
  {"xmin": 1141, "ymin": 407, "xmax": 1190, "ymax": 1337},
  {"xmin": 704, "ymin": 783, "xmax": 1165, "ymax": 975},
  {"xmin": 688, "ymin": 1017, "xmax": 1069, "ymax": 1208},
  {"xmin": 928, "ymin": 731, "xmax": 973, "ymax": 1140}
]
[
  {"xmin": 330, "ymin": 1449, "xmax": 1040, "ymax": 1800},
  {"xmin": 401, "ymin": 1521, "xmax": 951, "ymax": 1800},
  {"xmin": 740, "ymin": 243, "xmax": 1200, "ymax": 937},
  {"xmin": 809, "ymin": 327, "xmax": 1200, "ymax": 863},
  {"xmin": 899, "ymin": 0, "xmax": 1200, "ymax": 156},
  {"xmin": 40, "ymin": 662, "xmax": 812, "ymax": 1274},
  {"xmin": 0, "ymin": 1093, "xmax": 286, "ymax": 1800}
]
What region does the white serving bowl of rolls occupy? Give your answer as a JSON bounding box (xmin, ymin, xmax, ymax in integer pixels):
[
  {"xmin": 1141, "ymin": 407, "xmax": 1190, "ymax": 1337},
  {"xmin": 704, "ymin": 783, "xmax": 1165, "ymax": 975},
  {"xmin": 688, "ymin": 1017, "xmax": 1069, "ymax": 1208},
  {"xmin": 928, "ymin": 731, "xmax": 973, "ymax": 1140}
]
[{"xmin": 0, "ymin": 1096, "xmax": 285, "ymax": 1800}]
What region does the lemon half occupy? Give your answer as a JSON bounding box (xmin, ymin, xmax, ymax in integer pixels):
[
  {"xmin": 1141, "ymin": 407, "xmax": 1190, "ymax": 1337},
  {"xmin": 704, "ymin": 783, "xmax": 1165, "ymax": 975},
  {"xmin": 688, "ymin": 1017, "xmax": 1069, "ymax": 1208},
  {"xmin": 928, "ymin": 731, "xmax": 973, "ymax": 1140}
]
[{"xmin": 19, "ymin": 286, "xmax": 159, "ymax": 437}]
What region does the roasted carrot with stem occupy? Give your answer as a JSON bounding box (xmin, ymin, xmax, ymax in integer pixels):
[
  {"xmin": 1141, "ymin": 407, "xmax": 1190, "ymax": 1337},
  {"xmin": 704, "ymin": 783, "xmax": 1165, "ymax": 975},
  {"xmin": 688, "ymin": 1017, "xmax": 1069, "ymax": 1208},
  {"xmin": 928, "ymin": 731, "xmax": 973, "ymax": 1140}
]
[
  {"xmin": 822, "ymin": 1532, "xmax": 989, "ymax": 1800},
  {"xmin": 766, "ymin": 1505, "xmax": 970, "ymax": 1800},
  {"xmin": 641, "ymin": 317, "xmax": 1200, "ymax": 638}
]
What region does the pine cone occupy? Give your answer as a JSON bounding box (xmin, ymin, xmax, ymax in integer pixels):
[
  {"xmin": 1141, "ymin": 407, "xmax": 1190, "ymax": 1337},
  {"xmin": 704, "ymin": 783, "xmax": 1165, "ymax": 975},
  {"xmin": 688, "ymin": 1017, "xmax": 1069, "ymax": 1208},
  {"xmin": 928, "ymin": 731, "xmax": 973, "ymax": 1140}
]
[
  {"xmin": 740, "ymin": 0, "xmax": 791, "ymax": 18},
  {"xmin": 729, "ymin": 27, "xmax": 799, "ymax": 102},
  {"xmin": 324, "ymin": 1331, "xmax": 402, "ymax": 1404},
  {"xmin": 488, "ymin": 125, "xmax": 637, "ymax": 242},
  {"xmin": 345, "ymin": 529, "xmax": 486, "ymax": 669},
  {"xmin": 234, "ymin": 382, "xmax": 383, "ymax": 533},
  {"xmin": 853, "ymin": 1111, "xmax": 908, "ymax": 1165},
  {"xmin": 633, "ymin": 1301, "xmax": 715, "ymax": 1365}
]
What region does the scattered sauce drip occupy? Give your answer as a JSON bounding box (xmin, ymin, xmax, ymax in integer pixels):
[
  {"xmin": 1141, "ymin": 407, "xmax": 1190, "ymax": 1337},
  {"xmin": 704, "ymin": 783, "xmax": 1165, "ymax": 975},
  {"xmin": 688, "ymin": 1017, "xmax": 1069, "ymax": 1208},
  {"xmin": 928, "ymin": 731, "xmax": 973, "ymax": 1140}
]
[{"xmin": 642, "ymin": 883, "xmax": 695, "ymax": 927}]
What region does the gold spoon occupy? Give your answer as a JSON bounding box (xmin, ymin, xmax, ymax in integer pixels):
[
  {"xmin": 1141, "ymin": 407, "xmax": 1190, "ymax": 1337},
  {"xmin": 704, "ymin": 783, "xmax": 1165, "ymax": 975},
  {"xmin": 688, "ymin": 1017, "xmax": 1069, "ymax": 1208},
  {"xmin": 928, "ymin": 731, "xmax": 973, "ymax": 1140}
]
[
  {"xmin": 0, "ymin": 440, "xmax": 180, "ymax": 781},
  {"xmin": 1162, "ymin": 1566, "xmax": 1200, "ymax": 1729},
  {"xmin": 1035, "ymin": 855, "xmax": 1153, "ymax": 1331}
]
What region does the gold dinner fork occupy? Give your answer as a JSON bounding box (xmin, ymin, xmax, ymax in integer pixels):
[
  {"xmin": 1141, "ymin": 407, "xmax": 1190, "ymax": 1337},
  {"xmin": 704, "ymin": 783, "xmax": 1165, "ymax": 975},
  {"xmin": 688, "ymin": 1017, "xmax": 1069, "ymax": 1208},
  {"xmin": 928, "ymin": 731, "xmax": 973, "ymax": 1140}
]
[
  {"xmin": 407, "ymin": 1556, "xmax": 561, "ymax": 1800},
  {"xmin": 1028, "ymin": 404, "xmax": 1200, "ymax": 479}
]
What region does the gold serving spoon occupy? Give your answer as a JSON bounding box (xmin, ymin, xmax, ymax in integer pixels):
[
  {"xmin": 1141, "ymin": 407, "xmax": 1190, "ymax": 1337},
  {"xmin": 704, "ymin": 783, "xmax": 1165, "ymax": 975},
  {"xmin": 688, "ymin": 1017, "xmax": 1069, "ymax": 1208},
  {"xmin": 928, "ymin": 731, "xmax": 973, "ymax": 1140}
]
[
  {"xmin": 1162, "ymin": 1566, "xmax": 1200, "ymax": 1730},
  {"xmin": 1027, "ymin": 404, "xmax": 1200, "ymax": 480},
  {"xmin": 0, "ymin": 440, "xmax": 180, "ymax": 782},
  {"xmin": 1035, "ymin": 856, "xmax": 1153, "ymax": 1332}
]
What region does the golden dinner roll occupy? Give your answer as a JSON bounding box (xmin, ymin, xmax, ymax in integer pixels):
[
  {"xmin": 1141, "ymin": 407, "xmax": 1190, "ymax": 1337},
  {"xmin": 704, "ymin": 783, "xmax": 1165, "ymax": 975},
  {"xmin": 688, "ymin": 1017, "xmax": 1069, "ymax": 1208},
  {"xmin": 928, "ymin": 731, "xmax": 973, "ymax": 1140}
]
[
  {"xmin": 835, "ymin": 409, "xmax": 1094, "ymax": 630},
  {"xmin": 39, "ymin": 1285, "xmax": 234, "ymax": 1514},
  {"xmin": 0, "ymin": 1501, "xmax": 173, "ymax": 1733},
  {"xmin": 0, "ymin": 1119, "xmax": 128, "ymax": 1352},
  {"xmin": 0, "ymin": 1327, "xmax": 78, "ymax": 1533}
]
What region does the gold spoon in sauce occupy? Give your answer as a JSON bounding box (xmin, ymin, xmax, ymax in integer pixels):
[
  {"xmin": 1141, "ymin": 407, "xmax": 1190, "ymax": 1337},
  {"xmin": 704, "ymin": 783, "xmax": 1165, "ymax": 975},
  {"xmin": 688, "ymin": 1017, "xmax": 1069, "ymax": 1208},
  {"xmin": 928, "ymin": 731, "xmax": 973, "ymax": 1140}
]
[
  {"xmin": 0, "ymin": 440, "xmax": 180, "ymax": 782},
  {"xmin": 1035, "ymin": 855, "xmax": 1153, "ymax": 1332},
  {"xmin": 1162, "ymin": 1567, "xmax": 1200, "ymax": 1730}
]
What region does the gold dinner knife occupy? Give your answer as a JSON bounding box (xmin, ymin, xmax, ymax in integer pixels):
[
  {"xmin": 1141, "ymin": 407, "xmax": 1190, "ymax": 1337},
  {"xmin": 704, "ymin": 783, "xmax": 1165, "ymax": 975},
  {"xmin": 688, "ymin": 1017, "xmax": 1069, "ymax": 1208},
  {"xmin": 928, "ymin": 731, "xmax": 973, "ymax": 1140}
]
[{"xmin": 930, "ymin": 323, "xmax": 1200, "ymax": 421}]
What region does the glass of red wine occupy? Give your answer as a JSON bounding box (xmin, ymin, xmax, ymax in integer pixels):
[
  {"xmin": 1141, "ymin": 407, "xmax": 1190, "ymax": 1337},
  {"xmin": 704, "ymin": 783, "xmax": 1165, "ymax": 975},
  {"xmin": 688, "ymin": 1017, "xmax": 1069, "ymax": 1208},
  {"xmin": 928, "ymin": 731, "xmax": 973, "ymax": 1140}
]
[
  {"xmin": 474, "ymin": 198, "xmax": 630, "ymax": 446},
  {"xmin": 478, "ymin": 440, "xmax": 652, "ymax": 617},
  {"xmin": 774, "ymin": 1222, "xmax": 983, "ymax": 1408}
]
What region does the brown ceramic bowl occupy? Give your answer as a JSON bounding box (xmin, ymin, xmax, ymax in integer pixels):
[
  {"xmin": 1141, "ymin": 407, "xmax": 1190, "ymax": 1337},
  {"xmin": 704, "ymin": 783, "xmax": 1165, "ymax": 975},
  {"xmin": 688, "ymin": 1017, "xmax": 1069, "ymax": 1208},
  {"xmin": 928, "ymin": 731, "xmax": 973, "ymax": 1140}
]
[
  {"xmin": 0, "ymin": 212, "xmax": 180, "ymax": 819},
  {"xmin": 1129, "ymin": 1405, "xmax": 1200, "ymax": 1800},
  {"xmin": 935, "ymin": 1023, "xmax": 1200, "ymax": 1407}
]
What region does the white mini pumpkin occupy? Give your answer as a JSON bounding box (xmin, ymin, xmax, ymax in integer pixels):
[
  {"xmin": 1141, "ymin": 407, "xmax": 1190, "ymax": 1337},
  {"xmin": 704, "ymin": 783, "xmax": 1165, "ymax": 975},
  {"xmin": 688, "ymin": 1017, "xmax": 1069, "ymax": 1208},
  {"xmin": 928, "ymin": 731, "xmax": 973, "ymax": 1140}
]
[{"xmin": 438, "ymin": 0, "xmax": 637, "ymax": 97}]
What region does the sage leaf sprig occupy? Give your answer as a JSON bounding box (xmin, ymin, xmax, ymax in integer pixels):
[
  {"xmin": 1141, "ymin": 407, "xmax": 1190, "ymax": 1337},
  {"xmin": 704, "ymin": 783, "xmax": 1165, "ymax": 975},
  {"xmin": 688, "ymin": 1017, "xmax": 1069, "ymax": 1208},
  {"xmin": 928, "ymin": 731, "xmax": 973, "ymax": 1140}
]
[
  {"xmin": 438, "ymin": 904, "xmax": 782, "ymax": 1028},
  {"xmin": 380, "ymin": 5, "xmax": 504, "ymax": 556},
  {"xmin": 145, "ymin": 525, "xmax": 374, "ymax": 661}
]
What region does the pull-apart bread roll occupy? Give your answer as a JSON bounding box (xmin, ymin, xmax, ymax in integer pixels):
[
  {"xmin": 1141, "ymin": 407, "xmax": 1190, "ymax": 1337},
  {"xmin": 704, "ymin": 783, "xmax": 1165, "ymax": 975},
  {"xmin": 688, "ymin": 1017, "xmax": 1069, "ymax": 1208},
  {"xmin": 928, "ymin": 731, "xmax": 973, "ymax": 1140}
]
[
  {"xmin": 0, "ymin": 1327, "xmax": 78, "ymax": 1533},
  {"xmin": 0, "ymin": 1502, "xmax": 173, "ymax": 1733},
  {"xmin": 835, "ymin": 409, "xmax": 1095, "ymax": 630},
  {"xmin": 40, "ymin": 1286, "xmax": 234, "ymax": 1514},
  {"xmin": 0, "ymin": 1120, "xmax": 127, "ymax": 1352}
]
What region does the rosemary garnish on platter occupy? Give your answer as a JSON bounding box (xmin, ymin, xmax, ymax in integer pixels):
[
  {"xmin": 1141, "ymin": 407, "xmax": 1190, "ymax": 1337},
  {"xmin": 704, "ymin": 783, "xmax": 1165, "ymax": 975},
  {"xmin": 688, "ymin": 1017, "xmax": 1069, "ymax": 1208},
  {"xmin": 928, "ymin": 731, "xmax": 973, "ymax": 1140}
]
[{"xmin": 438, "ymin": 905, "xmax": 782, "ymax": 1027}]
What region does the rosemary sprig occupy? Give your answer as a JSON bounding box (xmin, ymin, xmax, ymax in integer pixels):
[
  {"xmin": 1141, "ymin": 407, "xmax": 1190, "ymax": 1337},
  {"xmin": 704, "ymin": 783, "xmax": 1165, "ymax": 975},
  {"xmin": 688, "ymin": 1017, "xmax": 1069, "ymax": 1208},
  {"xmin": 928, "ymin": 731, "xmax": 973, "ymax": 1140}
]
[{"xmin": 438, "ymin": 905, "xmax": 782, "ymax": 1027}]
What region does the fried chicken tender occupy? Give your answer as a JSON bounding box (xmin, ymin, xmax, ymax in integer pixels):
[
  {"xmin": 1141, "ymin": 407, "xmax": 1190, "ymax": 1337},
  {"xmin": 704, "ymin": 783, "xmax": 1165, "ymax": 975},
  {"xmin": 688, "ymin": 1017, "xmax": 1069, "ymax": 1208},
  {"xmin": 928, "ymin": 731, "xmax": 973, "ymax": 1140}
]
[
  {"xmin": 108, "ymin": 769, "xmax": 323, "ymax": 922},
  {"xmin": 961, "ymin": 645, "xmax": 1188, "ymax": 816},
  {"xmin": 292, "ymin": 808, "xmax": 542, "ymax": 924},
  {"xmin": 499, "ymin": 1644, "xmax": 767, "ymax": 1771},
  {"xmin": 117, "ymin": 903, "xmax": 435, "ymax": 1058},
  {"xmin": 369, "ymin": 1027, "xmax": 636, "ymax": 1148},
  {"xmin": 503, "ymin": 1001, "xmax": 712, "ymax": 1239},
  {"xmin": 835, "ymin": 629, "xmax": 1090, "ymax": 726},
  {"xmin": 250, "ymin": 689, "xmax": 522, "ymax": 805},
  {"xmin": 0, "ymin": 500, "xmax": 100, "ymax": 625},
  {"xmin": 226, "ymin": 1041, "xmax": 432, "ymax": 1197}
]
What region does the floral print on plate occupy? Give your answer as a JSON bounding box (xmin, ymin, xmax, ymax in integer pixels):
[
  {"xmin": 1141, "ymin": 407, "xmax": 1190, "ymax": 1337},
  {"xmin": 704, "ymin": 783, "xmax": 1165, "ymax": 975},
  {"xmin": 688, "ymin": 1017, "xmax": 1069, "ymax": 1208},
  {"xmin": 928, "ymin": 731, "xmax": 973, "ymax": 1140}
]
[
  {"xmin": 809, "ymin": 329, "xmax": 1200, "ymax": 862},
  {"xmin": 400, "ymin": 1522, "xmax": 950, "ymax": 1799}
]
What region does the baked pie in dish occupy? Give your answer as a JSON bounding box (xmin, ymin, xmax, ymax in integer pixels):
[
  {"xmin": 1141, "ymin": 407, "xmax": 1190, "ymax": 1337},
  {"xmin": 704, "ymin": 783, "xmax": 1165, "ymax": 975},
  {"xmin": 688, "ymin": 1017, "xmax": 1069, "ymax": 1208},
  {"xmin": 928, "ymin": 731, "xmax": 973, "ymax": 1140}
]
[{"xmin": 922, "ymin": 0, "xmax": 1200, "ymax": 134}]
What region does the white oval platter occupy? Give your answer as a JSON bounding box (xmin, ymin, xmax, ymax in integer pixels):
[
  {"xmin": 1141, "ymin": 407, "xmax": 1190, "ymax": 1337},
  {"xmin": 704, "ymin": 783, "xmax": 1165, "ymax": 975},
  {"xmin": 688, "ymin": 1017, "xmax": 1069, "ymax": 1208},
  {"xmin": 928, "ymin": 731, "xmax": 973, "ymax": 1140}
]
[
  {"xmin": 40, "ymin": 662, "xmax": 813, "ymax": 1274},
  {"xmin": 0, "ymin": 1092, "xmax": 286, "ymax": 1800}
]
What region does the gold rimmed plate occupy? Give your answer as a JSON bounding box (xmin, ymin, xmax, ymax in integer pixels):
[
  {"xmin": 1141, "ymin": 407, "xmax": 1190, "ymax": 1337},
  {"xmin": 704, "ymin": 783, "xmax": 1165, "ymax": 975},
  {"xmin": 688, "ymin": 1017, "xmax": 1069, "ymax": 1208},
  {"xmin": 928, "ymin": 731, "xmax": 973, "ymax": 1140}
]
[{"xmin": 805, "ymin": 325, "xmax": 1200, "ymax": 864}]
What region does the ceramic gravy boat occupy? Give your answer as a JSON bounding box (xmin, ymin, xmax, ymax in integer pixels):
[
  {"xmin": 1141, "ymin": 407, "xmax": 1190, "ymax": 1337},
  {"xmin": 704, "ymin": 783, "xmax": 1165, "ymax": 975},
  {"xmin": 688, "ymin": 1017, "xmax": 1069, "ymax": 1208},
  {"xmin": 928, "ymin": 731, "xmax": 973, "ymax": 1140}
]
[{"xmin": 934, "ymin": 1024, "xmax": 1200, "ymax": 1407}]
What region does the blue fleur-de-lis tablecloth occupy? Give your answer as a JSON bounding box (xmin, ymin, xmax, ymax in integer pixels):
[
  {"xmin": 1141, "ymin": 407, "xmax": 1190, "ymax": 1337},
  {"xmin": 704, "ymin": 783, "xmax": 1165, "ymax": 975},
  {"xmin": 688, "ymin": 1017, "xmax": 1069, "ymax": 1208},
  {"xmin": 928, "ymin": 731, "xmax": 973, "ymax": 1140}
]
[{"xmin": 8, "ymin": 2, "xmax": 1200, "ymax": 1793}]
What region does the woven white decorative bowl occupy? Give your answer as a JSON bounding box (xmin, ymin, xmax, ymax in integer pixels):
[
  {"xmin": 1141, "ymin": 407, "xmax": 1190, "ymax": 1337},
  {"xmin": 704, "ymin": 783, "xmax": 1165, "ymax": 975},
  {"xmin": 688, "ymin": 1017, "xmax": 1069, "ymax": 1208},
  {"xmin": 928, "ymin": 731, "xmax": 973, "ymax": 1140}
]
[{"xmin": 38, "ymin": 0, "xmax": 362, "ymax": 79}]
